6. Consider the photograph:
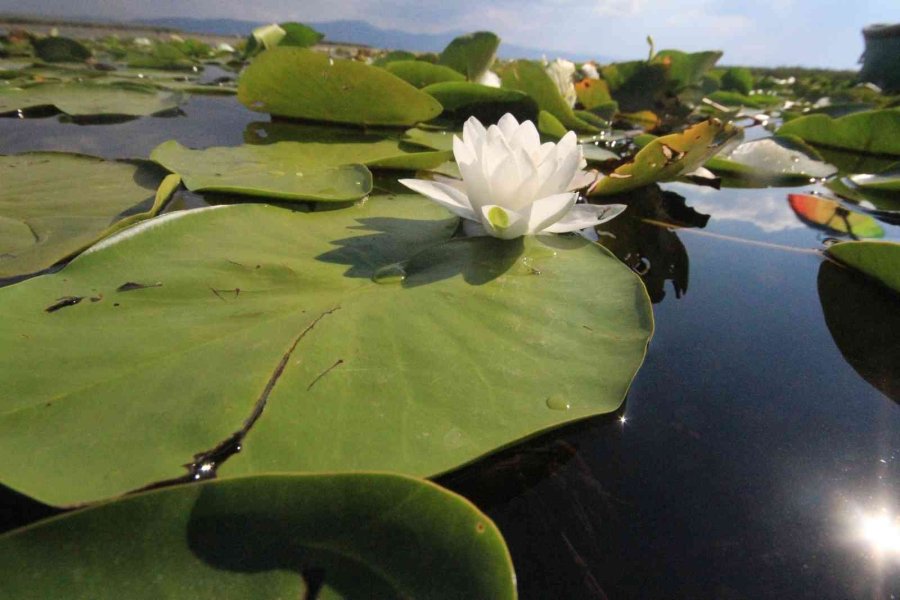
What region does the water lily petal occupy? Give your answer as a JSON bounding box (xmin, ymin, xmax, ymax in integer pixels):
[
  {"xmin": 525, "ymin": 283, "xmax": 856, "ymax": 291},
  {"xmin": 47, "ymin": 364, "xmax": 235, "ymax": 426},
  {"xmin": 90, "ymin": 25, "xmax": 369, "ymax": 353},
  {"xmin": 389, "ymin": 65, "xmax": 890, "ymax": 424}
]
[
  {"xmin": 480, "ymin": 204, "xmax": 529, "ymax": 239},
  {"xmin": 489, "ymin": 151, "xmax": 524, "ymax": 207},
  {"xmin": 498, "ymin": 113, "xmax": 519, "ymax": 140},
  {"xmin": 463, "ymin": 117, "xmax": 486, "ymax": 150},
  {"xmin": 458, "ymin": 156, "xmax": 493, "ymax": 212},
  {"xmin": 399, "ymin": 178, "xmax": 477, "ymax": 221},
  {"xmin": 526, "ymin": 192, "xmax": 578, "ymax": 234},
  {"xmin": 453, "ymin": 135, "xmax": 475, "ymax": 166},
  {"xmin": 543, "ymin": 203, "xmax": 627, "ymax": 233},
  {"xmin": 536, "ymin": 142, "xmax": 581, "ymax": 199},
  {"xmin": 567, "ymin": 169, "xmax": 599, "ymax": 191},
  {"xmin": 510, "ymin": 119, "xmax": 541, "ymax": 160}
]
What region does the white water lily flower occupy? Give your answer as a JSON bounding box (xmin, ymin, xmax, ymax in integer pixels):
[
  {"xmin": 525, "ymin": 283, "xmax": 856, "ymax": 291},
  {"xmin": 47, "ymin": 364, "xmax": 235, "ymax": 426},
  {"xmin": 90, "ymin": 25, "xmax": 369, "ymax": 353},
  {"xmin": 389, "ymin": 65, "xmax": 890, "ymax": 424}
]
[
  {"xmin": 476, "ymin": 70, "xmax": 502, "ymax": 88},
  {"xmin": 545, "ymin": 58, "xmax": 577, "ymax": 108},
  {"xmin": 400, "ymin": 114, "xmax": 625, "ymax": 240}
]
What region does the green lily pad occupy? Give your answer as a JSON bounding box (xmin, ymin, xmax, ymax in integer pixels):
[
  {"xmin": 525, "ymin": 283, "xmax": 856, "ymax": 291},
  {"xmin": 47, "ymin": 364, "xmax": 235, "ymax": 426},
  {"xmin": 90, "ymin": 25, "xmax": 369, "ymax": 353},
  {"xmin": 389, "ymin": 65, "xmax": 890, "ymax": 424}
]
[
  {"xmin": 385, "ymin": 60, "xmax": 466, "ymax": 88},
  {"xmin": 538, "ymin": 110, "xmax": 568, "ymax": 139},
  {"xmin": 591, "ymin": 118, "xmax": 740, "ymax": 196},
  {"xmin": 423, "ymin": 81, "xmax": 539, "ymax": 124},
  {"xmin": 0, "ymin": 153, "xmax": 175, "ymax": 279},
  {"xmin": 777, "ymin": 108, "xmax": 900, "ymax": 156},
  {"xmin": 242, "ymin": 121, "xmax": 452, "ymax": 170},
  {"xmin": 0, "ymin": 195, "xmax": 652, "ymax": 506},
  {"xmin": 498, "ymin": 60, "xmax": 599, "ymax": 133},
  {"xmin": 705, "ymin": 135, "xmax": 837, "ymax": 184},
  {"xmin": 238, "ymin": 47, "xmax": 443, "ymax": 127},
  {"xmin": 438, "ymin": 31, "xmax": 500, "ymax": 81},
  {"xmin": 31, "ymin": 37, "xmax": 91, "ymax": 63},
  {"xmin": 125, "ymin": 42, "xmax": 196, "ymax": 71},
  {"xmin": 0, "ymin": 474, "xmax": 516, "ymax": 600},
  {"xmin": 402, "ymin": 127, "xmax": 455, "ymax": 151},
  {"xmin": 825, "ymin": 177, "xmax": 900, "ymax": 213},
  {"xmin": 707, "ymin": 90, "xmax": 783, "ymax": 108},
  {"xmin": 848, "ymin": 163, "xmax": 900, "ymax": 191},
  {"xmin": 653, "ymin": 49, "xmax": 722, "ymax": 90},
  {"xmin": 574, "ymin": 77, "xmax": 613, "ymax": 110},
  {"xmin": 825, "ymin": 240, "xmax": 900, "ymax": 293},
  {"xmin": 150, "ymin": 141, "xmax": 374, "ymax": 202},
  {"xmin": 0, "ymin": 81, "xmax": 184, "ymax": 117}
]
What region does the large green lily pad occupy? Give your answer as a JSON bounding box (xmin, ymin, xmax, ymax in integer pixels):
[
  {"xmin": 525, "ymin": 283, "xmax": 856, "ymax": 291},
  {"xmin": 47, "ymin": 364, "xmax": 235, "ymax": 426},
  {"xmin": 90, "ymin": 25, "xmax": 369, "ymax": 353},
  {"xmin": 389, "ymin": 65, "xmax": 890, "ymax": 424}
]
[
  {"xmin": 825, "ymin": 240, "xmax": 900, "ymax": 293},
  {"xmin": 0, "ymin": 153, "xmax": 174, "ymax": 279},
  {"xmin": 0, "ymin": 474, "xmax": 516, "ymax": 600},
  {"xmin": 238, "ymin": 47, "xmax": 443, "ymax": 127},
  {"xmin": 241, "ymin": 121, "xmax": 452, "ymax": 170},
  {"xmin": 0, "ymin": 81, "xmax": 183, "ymax": 117},
  {"xmin": 777, "ymin": 108, "xmax": 900, "ymax": 156},
  {"xmin": 498, "ymin": 60, "xmax": 598, "ymax": 133},
  {"xmin": 0, "ymin": 195, "xmax": 653, "ymax": 505},
  {"xmin": 151, "ymin": 141, "xmax": 373, "ymax": 202},
  {"xmin": 591, "ymin": 119, "xmax": 740, "ymax": 196}
]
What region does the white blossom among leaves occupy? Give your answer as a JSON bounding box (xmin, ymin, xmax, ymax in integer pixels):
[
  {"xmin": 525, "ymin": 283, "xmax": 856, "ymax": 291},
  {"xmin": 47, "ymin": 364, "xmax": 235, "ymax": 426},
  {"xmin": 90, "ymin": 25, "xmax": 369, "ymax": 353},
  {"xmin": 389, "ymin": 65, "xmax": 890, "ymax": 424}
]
[{"xmin": 400, "ymin": 114, "xmax": 625, "ymax": 239}]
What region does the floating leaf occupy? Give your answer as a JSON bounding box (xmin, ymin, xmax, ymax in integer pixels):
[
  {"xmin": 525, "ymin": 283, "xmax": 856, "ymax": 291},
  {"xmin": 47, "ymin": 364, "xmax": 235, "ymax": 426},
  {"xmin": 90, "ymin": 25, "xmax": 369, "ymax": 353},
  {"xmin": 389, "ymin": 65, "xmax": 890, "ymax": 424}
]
[
  {"xmin": 720, "ymin": 67, "xmax": 754, "ymax": 95},
  {"xmin": 238, "ymin": 47, "xmax": 443, "ymax": 127},
  {"xmin": 574, "ymin": 77, "xmax": 612, "ymax": 110},
  {"xmin": 277, "ymin": 22, "xmax": 325, "ymax": 48},
  {"xmin": 706, "ymin": 136, "xmax": 837, "ymax": 185},
  {"xmin": 706, "ymin": 90, "xmax": 783, "ymax": 108},
  {"xmin": 0, "ymin": 153, "xmax": 173, "ymax": 279},
  {"xmin": 0, "ymin": 81, "xmax": 183, "ymax": 117},
  {"xmin": 498, "ymin": 60, "xmax": 599, "ymax": 133},
  {"xmin": 31, "ymin": 37, "xmax": 91, "ymax": 63},
  {"xmin": 777, "ymin": 108, "xmax": 900, "ymax": 156},
  {"xmin": 652, "ymin": 50, "xmax": 722, "ymax": 90},
  {"xmin": 403, "ymin": 127, "xmax": 455, "ymax": 151},
  {"xmin": 0, "ymin": 474, "xmax": 517, "ymax": 600},
  {"xmin": 826, "ymin": 177, "xmax": 900, "ymax": 213},
  {"xmin": 386, "ymin": 60, "xmax": 466, "ymax": 88},
  {"xmin": 438, "ymin": 31, "xmax": 500, "ymax": 81},
  {"xmin": 848, "ymin": 163, "xmax": 900, "ymax": 192},
  {"xmin": 126, "ymin": 42, "xmax": 195, "ymax": 70},
  {"xmin": 788, "ymin": 194, "xmax": 884, "ymax": 239},
  {"xmin": 242, "ymin": 121, "xmax": 451, "ymax": 170},
  {"xmin": 423, "ymin": 81, "xmax": 538, "ymax": 124},
  {"xmin": 537, "ymin": 110, "xmax": 567, "ymax": 139},
  {"xmin": 590, "ymin": 118, "xmax": 740, "ymax": 196},
  {"xmin": 0, "ymin": 195, "xmax": 652, "ymax": 505},
  {"xmin": 826, "ymin": 240, "xmax": 900, "ymax": 293},
  {"xmin": 150, "ymin": 141, "xmax": 373, "ymax": 202}
]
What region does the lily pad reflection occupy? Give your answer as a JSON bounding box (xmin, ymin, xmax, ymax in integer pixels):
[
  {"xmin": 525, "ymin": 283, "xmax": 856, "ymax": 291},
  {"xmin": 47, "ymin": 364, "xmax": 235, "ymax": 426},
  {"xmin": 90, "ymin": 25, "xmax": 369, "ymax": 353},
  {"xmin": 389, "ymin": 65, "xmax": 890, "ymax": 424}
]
[{"xmin": 818, "ymin": 260, "xmax": 900, "ymax": 403}]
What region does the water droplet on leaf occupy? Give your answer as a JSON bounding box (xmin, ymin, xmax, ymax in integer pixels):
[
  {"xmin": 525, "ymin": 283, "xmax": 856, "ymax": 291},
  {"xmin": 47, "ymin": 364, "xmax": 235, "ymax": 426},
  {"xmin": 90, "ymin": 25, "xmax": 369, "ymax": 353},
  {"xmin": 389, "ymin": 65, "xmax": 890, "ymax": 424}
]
[
  {"xmin": 372, "ymin": 263, "xmax": 407, "ymax": 284},
  {"xmin": 545, "ymin": 395, "xmax": 571, "ymax": 411}
]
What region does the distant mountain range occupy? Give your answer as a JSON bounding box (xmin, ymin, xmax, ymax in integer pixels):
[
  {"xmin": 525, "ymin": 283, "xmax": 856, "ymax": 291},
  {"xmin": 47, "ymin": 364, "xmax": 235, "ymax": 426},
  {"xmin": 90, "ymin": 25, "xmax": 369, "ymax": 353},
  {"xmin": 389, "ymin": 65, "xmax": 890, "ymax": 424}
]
[{"xmin": 136, "ymin": 17, "xmax": 606, "ymax": 62}]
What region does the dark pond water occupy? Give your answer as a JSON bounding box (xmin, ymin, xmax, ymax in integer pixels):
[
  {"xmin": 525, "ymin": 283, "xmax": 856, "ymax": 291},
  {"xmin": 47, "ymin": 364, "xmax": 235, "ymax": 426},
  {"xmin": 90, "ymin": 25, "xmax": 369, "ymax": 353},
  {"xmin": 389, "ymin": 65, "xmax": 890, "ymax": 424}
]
[{"xmin": 2, "ymin": 95, "xmax": 899, "ymax": 599}]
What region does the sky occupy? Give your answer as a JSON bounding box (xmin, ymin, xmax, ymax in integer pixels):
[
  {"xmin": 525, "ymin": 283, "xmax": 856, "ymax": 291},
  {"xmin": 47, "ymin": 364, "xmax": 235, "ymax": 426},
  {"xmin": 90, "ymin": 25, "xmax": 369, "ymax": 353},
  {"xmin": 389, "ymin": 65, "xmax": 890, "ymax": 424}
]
[{"xmin": 2, "ymin": 0, "xmax": 897, "ymax": 68}]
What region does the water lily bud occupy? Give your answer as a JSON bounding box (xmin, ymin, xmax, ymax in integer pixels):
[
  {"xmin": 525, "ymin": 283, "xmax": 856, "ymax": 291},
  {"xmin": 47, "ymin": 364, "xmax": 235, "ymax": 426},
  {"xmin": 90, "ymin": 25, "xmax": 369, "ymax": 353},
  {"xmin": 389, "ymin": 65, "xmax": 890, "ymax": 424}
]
[{"xmin": 401, "ymin": 114, "xmax": 625, "ymax": 240}]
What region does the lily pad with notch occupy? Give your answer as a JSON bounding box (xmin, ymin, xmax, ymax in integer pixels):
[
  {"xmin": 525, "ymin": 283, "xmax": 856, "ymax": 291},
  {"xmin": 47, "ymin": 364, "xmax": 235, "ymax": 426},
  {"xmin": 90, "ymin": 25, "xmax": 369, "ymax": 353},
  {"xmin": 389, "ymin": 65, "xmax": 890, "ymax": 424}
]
[{"xmin": 0, "ymin": 194, "xmax": 653, "ymax": 506}]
